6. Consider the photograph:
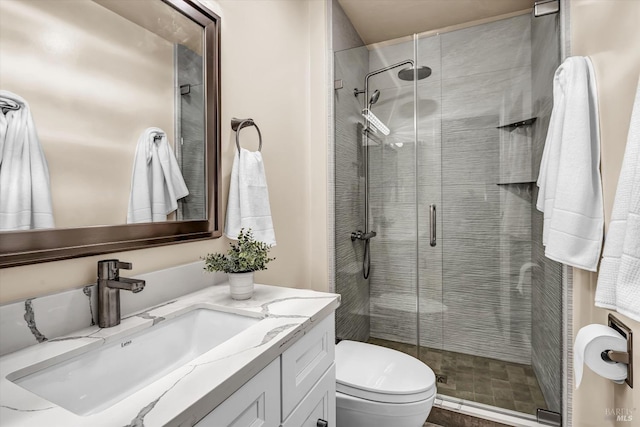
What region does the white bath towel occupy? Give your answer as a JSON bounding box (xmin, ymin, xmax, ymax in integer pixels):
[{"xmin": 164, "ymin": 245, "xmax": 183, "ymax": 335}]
[
  {"xmin": 536, "ymin": 56, "xmax": 603, "ymax": 271},
  {"xmin": 0, "ymin": 90, "xmax": 55, "ymax": 230},
  {"xmin": 596, "ymin": 77, "xmax": 640, "ymax": 321},
  {"xmin": 225, "ymin": 148, "xmax": 276, "ymax": 246},
  {"xmin": 127, "ymin": 127, "xmax": 189, "ymax": 223}
]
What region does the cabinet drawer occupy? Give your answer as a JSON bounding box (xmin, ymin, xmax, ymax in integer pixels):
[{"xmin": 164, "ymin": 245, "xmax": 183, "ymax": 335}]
[
  {"xmin": 195, "ymin": 358, "xmax": 280, "ymax": 427},
  {"xmin": 281, "ymin": 315, "xmax": 335, "ymax": 419},
  {"xmin": 282, "ymin": 364, "xmax": 335, "ymax": 427}
]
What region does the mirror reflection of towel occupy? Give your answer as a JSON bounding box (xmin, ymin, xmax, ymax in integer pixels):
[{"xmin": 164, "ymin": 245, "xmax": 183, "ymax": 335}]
[
  {"xmin": 127, "ymin": 127, "xmax": 188, "ymax": 223},
  {"xmin": 0, "ymin": 90, "xmax": 55, "ymax": 230}
]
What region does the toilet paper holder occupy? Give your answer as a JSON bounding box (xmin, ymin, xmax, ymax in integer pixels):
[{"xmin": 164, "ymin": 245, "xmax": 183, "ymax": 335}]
[
  {"xmin": 601, "ymin": 349, "xmax": 629, "ymax": 364},
  {"xmin": 604, "ymin": 314, "xmax": 633, "ymax": 388}
]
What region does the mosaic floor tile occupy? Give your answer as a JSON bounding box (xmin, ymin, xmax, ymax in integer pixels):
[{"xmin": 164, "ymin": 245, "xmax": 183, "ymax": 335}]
[{"xmin": 368, "ymin": 337, "xmax": 548, "ymax": 416}]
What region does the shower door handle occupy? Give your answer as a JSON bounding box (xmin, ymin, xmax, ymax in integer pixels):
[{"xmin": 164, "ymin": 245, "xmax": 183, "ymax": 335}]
[{"xmin": 429, "ymin": 204, "xmax": 436, "ymax": 247}]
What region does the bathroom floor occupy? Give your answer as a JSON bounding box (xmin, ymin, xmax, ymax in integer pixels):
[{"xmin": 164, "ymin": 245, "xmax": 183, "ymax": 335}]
[{"xmin": 368, "ymin": 338, "xmax": 547, "ymax": 416}]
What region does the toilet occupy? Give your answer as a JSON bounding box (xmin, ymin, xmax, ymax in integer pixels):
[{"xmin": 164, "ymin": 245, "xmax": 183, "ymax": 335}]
[{"xmin": 335, "ymin": 340, "xmax": 437, "ymax": 427}]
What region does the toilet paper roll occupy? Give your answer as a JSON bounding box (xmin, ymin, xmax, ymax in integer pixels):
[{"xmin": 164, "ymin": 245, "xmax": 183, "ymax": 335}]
[{"xmin": 574, "ymin": 324, "xmax": 628, "ymax": 388}]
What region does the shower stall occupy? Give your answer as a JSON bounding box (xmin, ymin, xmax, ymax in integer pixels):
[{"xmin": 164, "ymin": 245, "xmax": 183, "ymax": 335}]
[{"xmin": 334, "ymin": 8, "xmax": 563, "ymax": 423}]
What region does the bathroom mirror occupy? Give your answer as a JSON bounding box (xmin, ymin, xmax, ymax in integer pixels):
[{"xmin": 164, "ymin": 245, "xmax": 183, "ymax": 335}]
[{"xmin": 0, "ymin": 0, "xmax": 221, "ymax": 267}]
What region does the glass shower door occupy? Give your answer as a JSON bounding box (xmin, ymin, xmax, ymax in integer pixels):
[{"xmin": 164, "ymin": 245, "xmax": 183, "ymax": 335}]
[
  {"xmin": 416, "ymin": 12, "xmax": 563, "ymax": 417},
  {"xmin": 334, "ymin": 38, "xmax": 420, "ymax": 357},
  {"xmin": 334, "ymin": 45, "xmax": 375, "ymax": 344},
  {"xmin": 413, "ymin": 32, "xmax": 445, "ymax": 371},
  {"xmin": 364, "ymin": 37, "xmax": 420, "ymax": 358}
]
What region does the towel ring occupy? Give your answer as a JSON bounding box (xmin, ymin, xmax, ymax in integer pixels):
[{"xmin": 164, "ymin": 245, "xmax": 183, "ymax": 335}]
[{"xmin": 231, "ymin": 117, "xmax": 262, "ymax": 155}]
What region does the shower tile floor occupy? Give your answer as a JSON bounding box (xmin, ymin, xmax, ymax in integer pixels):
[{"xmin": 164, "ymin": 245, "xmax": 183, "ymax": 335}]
[{"xmin": 368, "ymin": 338, "xmax": 547, "ymax": 416}]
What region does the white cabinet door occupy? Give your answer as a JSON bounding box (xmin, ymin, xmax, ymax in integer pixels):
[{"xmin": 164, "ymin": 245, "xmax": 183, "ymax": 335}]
[
  {"xmin": 195, "ymin": 358, "xmax": 280, "ymax": 427},
  {"xmin": 282, "ymin": 364, "xmax": 336, "ymax": 427},
  {"xmin": 281, "ymin": 315, "xmax": 335, "ymax": 420}
]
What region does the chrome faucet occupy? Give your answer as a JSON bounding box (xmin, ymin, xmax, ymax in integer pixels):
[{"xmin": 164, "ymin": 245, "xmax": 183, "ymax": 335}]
[{"xmin": 97, "ymin": 259, "xmax": 145, "ymax": 328}]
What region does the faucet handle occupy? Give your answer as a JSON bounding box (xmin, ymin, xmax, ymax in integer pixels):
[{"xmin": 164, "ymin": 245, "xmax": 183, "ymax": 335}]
[
  {"xmin": 97, "ymin": 259, "xmax": 133, "ymax": 279},
  {"xmin": 117, "ymin": 261, "xmax": 132, "ymax": 270}
]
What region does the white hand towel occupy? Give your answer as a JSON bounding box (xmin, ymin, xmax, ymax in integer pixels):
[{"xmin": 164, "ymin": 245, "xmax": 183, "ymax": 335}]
[
  {"xmin": 536, "ymin": 57, "xmax": 603, "ymax": 271},
  {"xmin": 127, "ymin": 128, "xmax": 189, "ymax": 223},
  {"xmin": 225, "ymin": 148, "xmax": 276, "ymax": 246},
  {"xmin": 596, "ymin": 77, "xmax": 640, "ymax": 321},
  {"xmin": 0, "ymin": 90, "xmax": 55, "ymax": 230}
]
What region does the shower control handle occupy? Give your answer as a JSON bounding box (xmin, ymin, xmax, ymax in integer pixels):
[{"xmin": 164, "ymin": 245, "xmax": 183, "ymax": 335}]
[
  {"xmin": 317, "ymin": 420, "xmax": 328, "ymax": 427},
  {"xmin": 430, "ymin": 204, "xmax": 437, "ymax": 247},
  {"xmin": 350, "ymin": 230, "xmax": 377, "ymax": 241}
]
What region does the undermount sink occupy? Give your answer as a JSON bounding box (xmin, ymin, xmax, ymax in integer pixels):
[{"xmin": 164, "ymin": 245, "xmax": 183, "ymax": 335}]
[{"xmin": 9, "ymin": 308, "xmax": 260, "ymax": 415}]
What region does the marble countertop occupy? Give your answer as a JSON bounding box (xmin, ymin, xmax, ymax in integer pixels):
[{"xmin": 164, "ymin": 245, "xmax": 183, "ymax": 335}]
[{"xmin": 0, "ymin": 283, "xmax": 340, "ymax": 427}]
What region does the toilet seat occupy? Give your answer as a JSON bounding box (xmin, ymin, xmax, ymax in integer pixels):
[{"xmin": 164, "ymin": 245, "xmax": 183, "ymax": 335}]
[{"xmin": 336, "ymin": 340, "xmax": 436, "ymax": 404}]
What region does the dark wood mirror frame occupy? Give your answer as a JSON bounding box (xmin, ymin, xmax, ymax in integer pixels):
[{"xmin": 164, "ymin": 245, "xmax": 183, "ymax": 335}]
[{"xmin": 0, "ymin": 0, "xmax": 221, "ymax": 268}]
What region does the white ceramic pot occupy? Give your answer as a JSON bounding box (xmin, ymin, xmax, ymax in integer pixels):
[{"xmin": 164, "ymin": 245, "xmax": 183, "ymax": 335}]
[{"xmin": 228, "ymin": 272, "xmax": 254, "ymax": 300}]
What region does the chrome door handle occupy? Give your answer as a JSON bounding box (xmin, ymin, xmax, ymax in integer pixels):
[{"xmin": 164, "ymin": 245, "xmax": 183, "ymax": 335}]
[{"xmin": 430, "ymin": 204, "xmax": 436, "ymax": 247}]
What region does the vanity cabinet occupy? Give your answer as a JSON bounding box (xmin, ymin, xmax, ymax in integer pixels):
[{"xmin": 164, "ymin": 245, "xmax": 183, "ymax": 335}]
[
  {"xmin": 194, "ymin": 358, "xmax": 281, "ymax": 427},
  {"xmin": 282, "ymin": 365, "xmax": 335, "ymax": 427},
  {"xmin": 282, "ymin": 315, "xmax": 335, "ymax": 427},
  {"xmin": 194, "ymin": 315, "xmax": 336, "ymax": 427}
]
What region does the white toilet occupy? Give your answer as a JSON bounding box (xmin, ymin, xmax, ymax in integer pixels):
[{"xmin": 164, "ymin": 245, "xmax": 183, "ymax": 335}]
[{"xmin": 335, "ymin": 340, "xmax": 437, "ymax": 427}]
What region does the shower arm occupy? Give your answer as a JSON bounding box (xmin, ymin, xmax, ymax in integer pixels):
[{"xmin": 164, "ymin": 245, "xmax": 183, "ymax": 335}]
[
  {"xmin": 363, "ymin": 59, "xmax": 414, "ymax": 108},
  {"xmin": 361, "ymin": 59, "xmax": 415, "ymax": 235}
]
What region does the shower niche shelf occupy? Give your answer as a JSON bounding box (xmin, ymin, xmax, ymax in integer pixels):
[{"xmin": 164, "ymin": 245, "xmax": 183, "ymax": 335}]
[
  {"xmin": 496, "ymin": 181, "xmax": 536, "ymax": 186},
  {"xmin": 497, "ymin": 117, "xmax": 537, "ymax": 130}
]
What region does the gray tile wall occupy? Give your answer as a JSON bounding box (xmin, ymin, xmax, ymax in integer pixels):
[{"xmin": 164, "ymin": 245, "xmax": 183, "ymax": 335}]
[
  {"xmin": 440, "ymin": 120, "xmax": 532, "ymax": 364},
  {"xmin": 530, "ymin": 13, "xmax": 563, "ymax": 413},
  {"xmin": 176, "ymin": 44, "xmax": 205, "ymax": 220},
  {"xmin": 438, "ymin": 14, "xmax": 535, "ymax": 363},
  {"xmin": 334, "ymin": 46, "xmax": 371, "ymax": 342},
  {"xmin": 367, "ymin": 15, "xmax": 535, "ymax": 365},
  {"xmin": 332, "ymin": 0, "xmax": 364, "ymax": 52}
]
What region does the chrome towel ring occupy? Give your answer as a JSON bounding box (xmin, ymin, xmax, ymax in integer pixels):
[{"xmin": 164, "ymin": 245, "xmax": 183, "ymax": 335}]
[{"xmin": 231, "ymin": 117, "xmax": 262, "ymax": 155}]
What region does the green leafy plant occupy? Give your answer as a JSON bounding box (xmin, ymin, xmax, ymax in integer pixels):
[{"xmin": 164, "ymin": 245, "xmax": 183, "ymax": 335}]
[{"xmin": 203, "ymin": 228, "xmax": 275, "ymax": 273}]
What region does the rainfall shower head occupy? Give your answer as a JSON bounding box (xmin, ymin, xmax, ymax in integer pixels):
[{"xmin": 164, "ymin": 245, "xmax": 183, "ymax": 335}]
[
  {"xmin": 368, "ymin": 90, "xmax": 380, "ymax": 107},
  {"xmin": 397, "ymin": 66, "xmax": 432, "ymax": 81}
]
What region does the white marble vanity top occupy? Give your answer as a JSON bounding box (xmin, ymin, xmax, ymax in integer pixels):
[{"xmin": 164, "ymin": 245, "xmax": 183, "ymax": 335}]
[{"xmin": 0, "ymin": 283, "xmax": 340, "ymax": 426}]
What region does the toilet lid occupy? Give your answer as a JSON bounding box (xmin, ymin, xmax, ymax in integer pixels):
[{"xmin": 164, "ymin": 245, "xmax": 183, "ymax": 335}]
[{"xmin": 336, "ymin": 340, "xmax": 436, "ymax": 404}]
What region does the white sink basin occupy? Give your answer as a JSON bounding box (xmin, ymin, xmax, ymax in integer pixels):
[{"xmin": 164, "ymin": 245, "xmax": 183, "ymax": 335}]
[{"xmin": 10, "ymin": 308, "xmax": 260, "ymax": 415}]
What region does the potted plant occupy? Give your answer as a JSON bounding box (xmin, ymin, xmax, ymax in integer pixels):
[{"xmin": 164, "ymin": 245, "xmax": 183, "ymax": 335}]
[{"xmin": 203, "ymin": 228, "xmax": 275, "ymax": 300}]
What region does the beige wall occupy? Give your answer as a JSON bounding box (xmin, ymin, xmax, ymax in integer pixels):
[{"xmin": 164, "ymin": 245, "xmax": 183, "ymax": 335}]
[
  {"xmin": 570, "ymin": 1, "xmax": 640, "ymax": 425},
  {"xmin": 0, "ymin": 0, "xmax": 329, "ymax": 303},
  {"xmin": 308, "ymin": 0, "xmax": 331, "ymax": 293},
  {"xmin": 0, "ymin": 0, "xmax": 175, "ymax": 228}
]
